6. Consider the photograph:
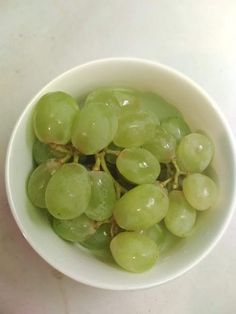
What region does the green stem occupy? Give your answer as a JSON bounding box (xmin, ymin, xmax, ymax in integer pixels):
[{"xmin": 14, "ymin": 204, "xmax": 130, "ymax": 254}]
[
  {"xmin": 59, "ymin": 153, "xmax": 72, "ymax": 164},
  {"xmin": 105, "ymin": 149, "xmax": 121, "ymax": 156},
  {"xmin": 172, "ymin": 158, "xmax": 187, "ymax": 189},
  {"xmin": 92, "ymin": 154, "xmax": 101, "ymax": 171},
  {"xmin": 73, "ymin": 153, "xmax": 79, "ymax": 163},
  {"xmin": 100, "ymin": 153, "xmax": 125, "ymax": 199},
  {"xmin": 159, "ymin": 177, "xmax": 173, "ymax": 188},
  {"xmin": 50, "ymin": 143, "xmax": 71, "ymax": 154}
]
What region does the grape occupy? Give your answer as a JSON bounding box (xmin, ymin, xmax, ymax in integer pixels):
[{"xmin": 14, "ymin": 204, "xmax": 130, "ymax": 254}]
[
  {"xmin": 85, "ymin": 171, "xmax": 116, "ymax": 221},
  {"xmin": 86, "ymin": 87, "xmax": 139, "ymax": 113},
  {"xmin": 161, "ymin": 117, "xmax": 190, "ymax": 142},
  {"xmin": 33, "ymin": 139, "xmax": 67, "ymax": 164},
  {"xmin": 113, "ymin": 184, "xmax": 169, "ymax": 230},
  {"xmin": 139, "ymin": 91, "xmax": 182, "ymax": 122},
  {"xmin": 141, "ymin": 223, "xmax": 178, "ymax": 253},
  {"xmin": 85, "ymin": 88, "xmax": 120, "ymax": 114},
  {"xmin": 71, "ymin": 102, "xmax": 118, "ymax": 154},
  {"xmin": 45, "ymin": 163, "xmax": 91, "ymax": 219},
  {"xmin": 176, "ymin": 133, "xmax": 214, "ymax": 172},
  {"xmin": 112, "ymin": 87, "xmax": 140, "ymax": 113},
  {"xmin": 52, "ymin": 214, "xmax": 95, "ymax": 242},
  {"xmin": 110, "ymin": 232, "xmax": 158, "ymax": 272},
  {"xmin": 27, "ymin": 160, "xmax": 60, "ymax": 208},
  {"xmin": 81, "ymin": 223, "xmax": 111, "ymax": 250},
  {"xmin": 183, "ymin": 173, "xmax": 217, "ymax": 210},
  {"xmin": 113, "ymin": 111, "xmax": 156, "ymax": 148},
  {"xmin": 33, "ymin": 91, "xmax": 78, "ymax": 144},
  {"xmin": 143, "ymin": 126, "xmax": 176, "ymax": 163},
  {"xmin": 164, "ymin": 191, "xmax": 197, "ymax": 237},
  {"xmin": 116, "ymin": 147, "xmax": 160, "ymax": 184}
]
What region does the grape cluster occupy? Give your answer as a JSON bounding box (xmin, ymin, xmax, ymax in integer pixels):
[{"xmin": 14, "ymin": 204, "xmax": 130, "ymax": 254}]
[{"xmin": 27, "ymin": 88, "xmax": 217, "ymax": 273}]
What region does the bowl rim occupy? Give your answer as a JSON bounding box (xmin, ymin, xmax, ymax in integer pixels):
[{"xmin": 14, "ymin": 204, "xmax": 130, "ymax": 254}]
[{"xmin": 5, "ymin": 57, "xmax": 236, "ymax": 290}]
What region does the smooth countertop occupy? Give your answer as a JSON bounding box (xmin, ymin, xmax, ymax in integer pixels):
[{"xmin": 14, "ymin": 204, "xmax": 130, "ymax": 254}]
[{"xmin": 1, "ymin": 1, "xmax": 236, "ymax": 313}]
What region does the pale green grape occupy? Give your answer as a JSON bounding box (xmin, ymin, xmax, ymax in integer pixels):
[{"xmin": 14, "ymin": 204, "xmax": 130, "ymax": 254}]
[
  {"xmin": 139, "ymin": 91, "xmax": 182, "ymax": 122},
  {"xmin": 71, "ymin": 102, "xmax": 118, "ymax": 154},
  {"xmin": 116, "ymin": 147, "xmax": 160, "ymax": 184},
  {"xmin": 86, "ymin": 87, "xmax": 139, "ymax": 112},
  {"xmin": 81, "ymin": 223, "xmax": 111, "ymax": 250},
  {"xmin": 52, "ymin": 214, "xmax": 95, "ymax": 242},
  {"xmin": 110, "ymin": 232, "xmax": 158, "ymax": 272},
  {"xmin": 85, "ymin": 88, "xmax": 120, "ymax": 114},
  {"xmin": 27, "ymin": 160, "xmax": 60, "ymax": 208},
  {"xmin": 161, "ymin": 117, "xmax": 190, "ymax": 142},
  {"xmin": 33, "ymin": 91, "xmax": 78, "ymax": 144},
  {"xmin": 176, "ymin": 133, "xmax": 214, "ymax": 172},
  {"xmin": 113, "ymin": 184, "xmax": 169, "ymax": 230},
  {"xmin": 45, "ymin": 163, "xmax": 91, "ymax": 219},
  {"xmin": 112, "ymin": 87, "xmax": 140, "ymax": 113},
  {"xmin": 164, "ymin": 191, "xmax": 197, "ymax": 237},
  {"xmin": 183, "ymin": 173, "xmax": 217, "ymax": 210},
  {"xmin": 143, "ymin": 126, "xmax": 176, "ymax": 163},
  {"xmin": 33, "ymin": 139, "xmax": 67, "ymax": 164},
  {"xmin": 113, "ymin": 111, "xmax": 156, "ymax": 148},
  {"xmin": 85, "ymin": 171, "xmax": 116, "ymax": 221},
  {"xmin": 141, "ymin": 223, "xmax": 178, "ymax": 253}
]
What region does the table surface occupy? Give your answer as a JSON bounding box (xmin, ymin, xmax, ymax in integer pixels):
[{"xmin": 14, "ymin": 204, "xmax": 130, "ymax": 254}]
[{"xmin": 1, "ymin": 1, "xmax": 236, "ymax": 313}]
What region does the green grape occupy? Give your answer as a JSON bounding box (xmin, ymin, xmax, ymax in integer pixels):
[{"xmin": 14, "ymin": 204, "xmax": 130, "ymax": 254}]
[
  {"xmin": 27, "ymin": 160, "xmax": 60, "ymax": 208},
  {"xmin": 176, "ymin": 133, "xmax": 214, "ymax": 172},
  {"xmin": 110, "ymin": 232, "xmax": 158, "ymax": 273},
  {"xmin": 45, "ymin": 163, "xmax": 91, "ymax": 219},
  {"xmin": 113, "ymin": 184, "xmax": 169, "ymax": 230},
  {"xmin": 140, "ymin": 223, "xmax": 177, "ymax": 253},
  {"xmin": 85, "ymin": 88, "xmax": 120, "ymax": 114},
  {"xmin": 116, "ymin": 147, "xmax": 160, "ymax": 184},
  {"xmin": 81, "ymin": 223, "xmax": 111, "ymax": 250},
  {"xmin": 32, "ymin": 139, "xmax": 67, "ymax": 164},
  {"xmin": 161, "ymin": 117, "xmax": 190, "ymax": 142},
  {"xmin": 183, "ymin": 173, "xmax": 217, "ymax": 210},
  {"xmin": 143, "ymin": 126, "xmax": 176, "ymax": 163},
  {"xmin": 112, "ymin": 87, "xmax": 140, "ymax": 113},
  {"xmin": 71, "ymin": 102, "xmax": 118, "ymax": 154},
  {"xmin": 86, "ymin": 87, "xmax": 139, "ymax": 113},
  {"xmin": 92, "ymin": 247, "xmax": 114, "ymax": 263},
  {"xmin": 85, "ymin": 171, "xmax": 116, "ymax": 221},
  {"xmin": 33, "ymin": 91, "xmax": 78, "ymax": 144},
  {"xmin": 164, "ymin": 191, "xmax": 197, "ymax": 237},
  {"xmin": 113, "ymin": 111, "xmax": 156, "ymax": 148},
  {"xmin": 52, "ymin": 214, "xmax": 95, "ymax": 242},
  {"xmin": 139, "ymin": 91, "xmax": 182, "ymax": 122}
]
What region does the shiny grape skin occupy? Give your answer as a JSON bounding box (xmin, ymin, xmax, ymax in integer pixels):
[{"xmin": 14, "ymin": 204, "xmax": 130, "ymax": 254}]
[
  {"xmin": 45, "ymin": 163, "xmax": 91, "ymax": 219},
  {"xmin": 33, "ymin": 91, "xmax": 78, "ymax": 144},
  {"xmin": 110, "ymin": 231, "xmax": 159, "ymax": 273}
]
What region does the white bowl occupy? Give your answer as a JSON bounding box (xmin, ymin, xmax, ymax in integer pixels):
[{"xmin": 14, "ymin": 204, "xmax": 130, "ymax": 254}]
[{"xmin": 5, "ymin": 58, "xmax": 236, "ymax": 290}]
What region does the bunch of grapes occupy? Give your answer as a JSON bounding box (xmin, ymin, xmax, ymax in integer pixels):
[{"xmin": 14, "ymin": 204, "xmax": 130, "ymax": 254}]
[{"xmin": 27, "ymin": 88, "xmax": 217, "ymax": 273}]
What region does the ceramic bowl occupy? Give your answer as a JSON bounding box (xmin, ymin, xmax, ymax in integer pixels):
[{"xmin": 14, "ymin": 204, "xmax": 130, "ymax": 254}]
[{"xmin": 5, "ymin": 58, "xmax": 236, "ymax": 290}]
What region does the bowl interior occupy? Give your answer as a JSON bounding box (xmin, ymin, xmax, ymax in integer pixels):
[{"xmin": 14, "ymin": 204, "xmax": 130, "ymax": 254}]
[{"xmin": 6, "ymin": 59, "xmax": 236, "ymax": 290}]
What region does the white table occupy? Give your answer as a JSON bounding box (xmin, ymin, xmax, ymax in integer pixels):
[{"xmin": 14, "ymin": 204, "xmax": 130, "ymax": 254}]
[{"xmin": 1, "ymin": 1, "xmax": 236, "ymax": 313}]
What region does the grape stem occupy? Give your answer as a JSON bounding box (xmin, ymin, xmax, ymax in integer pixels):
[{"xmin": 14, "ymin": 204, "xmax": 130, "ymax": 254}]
[
  {"xmin": 110, "ymin": 218, "xmax": 119, "ymax": 238},
  {"xmin": 92, "ymin": 154, "xmax": 101, "ymax": 171},
  {"xmin": 172, "ymin": 158, "xmax": 187, "ymax": 189},
  {"xmin": 59, "ymin": 153, "xmax": 72, "ymax": 164},
  {"xmin": 73, "ymin": 153, "xmax": 79, "ymax": 163},
  {"xmin": 50, "ymin": 143, "xmax": 72, "ymax": 154},
  {"xmin": 159, "ymin": 177, "xmax": 173, "ymax": 188},
  {"xmin": 105, "ymin": 149, "xmax": 121, "ymax": 156},
  {"xmin": 100, "ymin": 152, "xmax": 127, "ymax": 199}
]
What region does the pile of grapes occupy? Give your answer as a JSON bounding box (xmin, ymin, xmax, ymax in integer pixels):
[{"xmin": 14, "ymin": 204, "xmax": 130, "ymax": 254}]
[{"xmin": 27, "ymin": 88, "xmax": 217, "ymax": 273}]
